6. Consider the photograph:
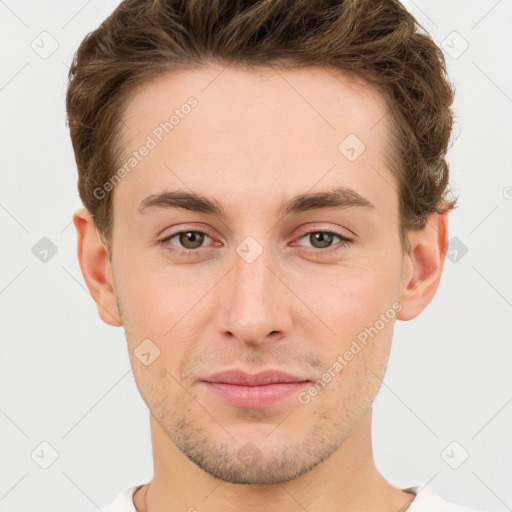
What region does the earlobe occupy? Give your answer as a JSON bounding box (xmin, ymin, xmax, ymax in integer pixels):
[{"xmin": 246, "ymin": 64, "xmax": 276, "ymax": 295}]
[
  {"xmin": 397, "ymin": 212, "xmax": 449, "ymax": 321},
  {"xmin": 73, "ymin": 208, "xmax": 122, "ymax": 327}
]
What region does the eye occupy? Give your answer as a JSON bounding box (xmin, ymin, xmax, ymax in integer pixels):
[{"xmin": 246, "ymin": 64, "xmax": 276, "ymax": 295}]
[
  {"xmin": 296, "ymin": 230, "xmax": 353, "ymax": 252},
  {"xmin": 159, "ymin": 230, "xmax": 214, "ymax": 256},
  {"xmin": 158, "ymin": 228, "xmax": 353, "ymax": 258}
]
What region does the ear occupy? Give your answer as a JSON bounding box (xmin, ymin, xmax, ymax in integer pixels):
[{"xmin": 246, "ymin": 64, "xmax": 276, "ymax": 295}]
[
  {"xmin": 397, "ymin": 211, "xmax": 449, "ymax": 321},
  {"xmin": 73, "ymin": 208, "xmax": 122, "ymax": 327}
]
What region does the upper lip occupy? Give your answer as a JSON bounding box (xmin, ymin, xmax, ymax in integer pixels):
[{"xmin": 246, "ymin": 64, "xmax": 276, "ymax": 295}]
[{"xmin": 202, "ymin": 369, "xmax": 310, "ymax": 386}]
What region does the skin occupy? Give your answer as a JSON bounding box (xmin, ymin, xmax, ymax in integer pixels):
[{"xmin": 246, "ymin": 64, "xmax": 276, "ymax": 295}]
[{"xmin": 74, "ymin": 65, "xmax": 448, "ymax": 512}]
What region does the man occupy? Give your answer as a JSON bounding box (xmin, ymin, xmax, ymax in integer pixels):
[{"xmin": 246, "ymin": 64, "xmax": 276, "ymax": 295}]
[{"xmin": 67, "ymin": 0, "xmax": 479, "ymax": 510}]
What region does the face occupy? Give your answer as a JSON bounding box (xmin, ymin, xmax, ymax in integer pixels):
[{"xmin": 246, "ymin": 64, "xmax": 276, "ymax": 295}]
[{"xmin": 108, "ymin": 66, "xmax": 409, "ymax": 484}]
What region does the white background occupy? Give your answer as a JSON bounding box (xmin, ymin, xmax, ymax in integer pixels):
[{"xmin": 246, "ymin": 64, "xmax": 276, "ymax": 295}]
[{"xmin": 0, "ymin": 1, "xmax": 511, "ymax": 511}]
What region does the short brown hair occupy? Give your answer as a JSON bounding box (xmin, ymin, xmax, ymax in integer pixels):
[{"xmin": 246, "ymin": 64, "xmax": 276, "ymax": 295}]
[{"xmin": 66, "ymin": 0, "xmax": 457, "ymax": 256}]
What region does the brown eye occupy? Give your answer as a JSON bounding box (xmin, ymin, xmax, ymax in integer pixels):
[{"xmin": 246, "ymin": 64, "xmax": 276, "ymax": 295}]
[
  {"xmin": 296, "ymin": 230, "xmax": 353, "ymax": 253},
  {"xmin": 159, "ymin": 229, "xmax": 216, "ymax": 256},
  {"xmin": 178, "ymin": 231, "xmax": 205, "ymax": 249},
  {"xmin": 308, "ymin": 232, "xmax": 335, "ymax": 249}
]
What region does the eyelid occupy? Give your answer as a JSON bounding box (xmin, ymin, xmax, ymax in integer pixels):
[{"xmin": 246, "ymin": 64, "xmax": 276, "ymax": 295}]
[
  {"xmin": 156, "ymin": 222, "xmax": 215, "ymax": 239},
  {"xmin": 294, "ymin": 222, "xmax": 355, "ymax": 239},
  {"xmin": 296, "ymin": 225, "xmax": 352, "ymax": 238}
]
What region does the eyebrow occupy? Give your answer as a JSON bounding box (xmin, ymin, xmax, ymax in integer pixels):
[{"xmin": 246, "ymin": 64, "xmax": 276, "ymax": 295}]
[{"xmin": 136, "ymin": 186, "xmax": 374, "ymax": 218}]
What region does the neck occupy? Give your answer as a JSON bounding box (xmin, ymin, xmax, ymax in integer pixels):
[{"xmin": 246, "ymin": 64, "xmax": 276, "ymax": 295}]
[
  {"xmin": 134, "ymin": 407, "xmax": 415, "ymax": 512},
  {"xmin": 133, "ymin": 408, "xmax": 414, "ymax": 512}
]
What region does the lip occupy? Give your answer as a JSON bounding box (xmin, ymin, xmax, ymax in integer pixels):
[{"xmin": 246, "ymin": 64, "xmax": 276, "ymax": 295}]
[
  {"xmin": 201, "ymin": 369, "xmax": 310, "ymax": 408},
  {"xmin": 203, "ymin": 369, "xmax": 309, "ymax": 386}
]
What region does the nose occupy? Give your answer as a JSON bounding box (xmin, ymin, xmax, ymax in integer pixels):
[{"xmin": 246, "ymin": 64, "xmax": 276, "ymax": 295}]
[{"xmin": 215, "ymin": 238, "xmax": 293, "ymax": 346}]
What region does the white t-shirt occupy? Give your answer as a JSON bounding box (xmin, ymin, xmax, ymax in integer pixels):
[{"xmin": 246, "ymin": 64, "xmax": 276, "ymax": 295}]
[{"xmin": 102, "ymin": 484, "xmax": 481, "ymax": 511}]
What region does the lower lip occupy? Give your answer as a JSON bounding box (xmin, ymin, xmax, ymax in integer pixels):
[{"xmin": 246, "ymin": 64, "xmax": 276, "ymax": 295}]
[{"xmin": 202, "ymin": 381, "xmax": 310, "ymax": 408}]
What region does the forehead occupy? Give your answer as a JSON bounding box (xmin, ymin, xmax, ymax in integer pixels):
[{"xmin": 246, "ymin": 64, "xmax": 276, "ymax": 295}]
[
  {"xmin": 115, "ymin": 65, "xmax": 396, "ymax": 217},
  {"xmin": 122, "ymin": 65, "xmax": 391, "ymax": 152}
]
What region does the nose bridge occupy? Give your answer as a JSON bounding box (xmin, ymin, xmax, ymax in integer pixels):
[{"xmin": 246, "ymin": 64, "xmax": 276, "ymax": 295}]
[{"xmin": 218, "ymin": 236, "xmax": 289, "ymax": 344}]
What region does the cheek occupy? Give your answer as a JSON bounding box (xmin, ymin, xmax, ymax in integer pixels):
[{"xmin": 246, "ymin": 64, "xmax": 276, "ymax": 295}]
[
  {"xmin": 298, "ymin": 247, "xmax": 402, "ymax": 383},
  {"xmin": 305, "ymin": 318, "xmax": 395, "ymax": 413},
  {"xmin": 114, "ymin": 258, "xmax": 194, "ymax": 336},
  {"xmin": 309, "ymin": 263, "xmax": 401, "ymax": 342},
  {"xmin": 130, "ymin": 359, "xmax": 190, "ymax": 424}
]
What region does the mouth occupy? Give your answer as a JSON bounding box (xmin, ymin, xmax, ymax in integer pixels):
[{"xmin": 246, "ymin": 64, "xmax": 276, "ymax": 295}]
[{"xmin": 200, "ymin": 369, "xmax": 311, "ymax": 408}]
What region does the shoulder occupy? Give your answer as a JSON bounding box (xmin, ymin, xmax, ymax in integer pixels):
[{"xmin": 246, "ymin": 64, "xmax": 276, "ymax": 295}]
[
  {"xmin": 404, "ymin": 486, "xmax": 483, "ymax": 512},
  {"xmin": 101, "ymin": 484, "xmax": 144, "ymax": 512}
]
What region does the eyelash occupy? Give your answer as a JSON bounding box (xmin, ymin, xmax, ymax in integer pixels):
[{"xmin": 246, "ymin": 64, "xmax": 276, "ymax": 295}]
[{"xmin": 158, "ymin": 229, "xmax": 353, "ymax": 257}]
